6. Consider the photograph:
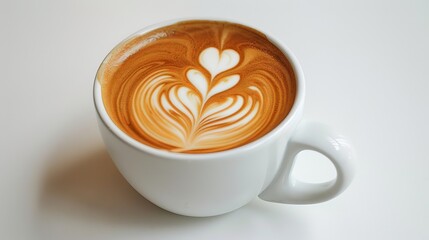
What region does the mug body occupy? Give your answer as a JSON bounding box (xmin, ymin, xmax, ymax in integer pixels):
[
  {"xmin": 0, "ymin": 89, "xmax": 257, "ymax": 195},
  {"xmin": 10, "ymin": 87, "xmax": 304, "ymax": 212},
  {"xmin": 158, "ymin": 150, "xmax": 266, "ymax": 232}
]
[{"xmin": 94, "ymin": 19, "xmax": 305, "ymax": 217}]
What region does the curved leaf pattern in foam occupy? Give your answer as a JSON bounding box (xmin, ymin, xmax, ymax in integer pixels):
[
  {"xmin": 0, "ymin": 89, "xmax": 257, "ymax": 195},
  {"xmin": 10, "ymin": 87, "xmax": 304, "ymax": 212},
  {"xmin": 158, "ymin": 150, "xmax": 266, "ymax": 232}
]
[{"xmin": 133, "ymin": 47, "xmax": 261, "ymax": 152}]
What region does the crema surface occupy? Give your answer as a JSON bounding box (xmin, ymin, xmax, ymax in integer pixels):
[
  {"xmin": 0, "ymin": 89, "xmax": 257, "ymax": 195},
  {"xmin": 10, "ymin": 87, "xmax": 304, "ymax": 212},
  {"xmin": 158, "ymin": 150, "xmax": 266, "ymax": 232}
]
[{"xmin": 98, "ymin": 20, "xmax": 296, "ymax": 153}]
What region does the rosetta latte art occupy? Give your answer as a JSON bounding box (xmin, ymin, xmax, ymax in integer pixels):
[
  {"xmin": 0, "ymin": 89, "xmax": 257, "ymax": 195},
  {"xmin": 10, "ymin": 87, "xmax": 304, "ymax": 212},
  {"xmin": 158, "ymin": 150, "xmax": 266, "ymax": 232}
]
[
  {"xmin": 134, "ymin": 47, "xmax": 259, "ymax": 151},
  {"xmin": 99, "ymin": 20, "xmax": 296, "ymax": 153}
]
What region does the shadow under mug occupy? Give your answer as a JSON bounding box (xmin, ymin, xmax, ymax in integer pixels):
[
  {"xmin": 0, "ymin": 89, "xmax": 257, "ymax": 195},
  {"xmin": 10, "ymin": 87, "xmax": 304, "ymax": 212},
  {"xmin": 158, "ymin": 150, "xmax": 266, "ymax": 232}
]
[{"xmin": 93, "ymin": 18, "xmax": 356, "ymax": 217}]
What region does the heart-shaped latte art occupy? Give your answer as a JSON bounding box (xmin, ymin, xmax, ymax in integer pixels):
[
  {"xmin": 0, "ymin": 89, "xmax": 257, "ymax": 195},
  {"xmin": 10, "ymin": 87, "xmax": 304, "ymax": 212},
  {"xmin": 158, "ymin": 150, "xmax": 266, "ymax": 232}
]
[
  {"xmin": 199, "ymin": 47, "xmax": 240, "ymax": 78},
  {"xmin": 129, "ymin": 47, "xmax": 262, "ymax": 151},
  {"xmin": 188, "ymin": 48, "xmax": 240, "ymax": 101}
]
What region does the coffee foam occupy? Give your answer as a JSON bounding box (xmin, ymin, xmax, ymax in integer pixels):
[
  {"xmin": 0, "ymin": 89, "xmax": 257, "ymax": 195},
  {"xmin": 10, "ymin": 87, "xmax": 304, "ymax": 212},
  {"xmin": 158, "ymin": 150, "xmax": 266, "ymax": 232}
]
[{"xmin": 98, "ymin": 20, "xmax": 296, "ymax": 153}]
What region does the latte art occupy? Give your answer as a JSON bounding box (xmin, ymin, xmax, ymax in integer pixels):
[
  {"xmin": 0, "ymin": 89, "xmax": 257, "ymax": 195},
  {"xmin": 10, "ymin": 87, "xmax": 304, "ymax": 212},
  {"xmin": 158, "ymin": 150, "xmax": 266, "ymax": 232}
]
[
  {"xmin": 135, "ymin": 47, "xmax": 255, "ymax": 151},
  {"xmin": 99, "ymin": 20, "xmax": 296, "ymax": 153}
]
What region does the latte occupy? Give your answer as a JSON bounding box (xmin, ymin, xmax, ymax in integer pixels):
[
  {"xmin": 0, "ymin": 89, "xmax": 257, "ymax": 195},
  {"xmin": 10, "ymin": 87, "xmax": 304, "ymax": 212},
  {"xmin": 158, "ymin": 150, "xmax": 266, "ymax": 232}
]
[{"xmin": 98, "ymin": 20, "xmax": 296, "ymax": 153}]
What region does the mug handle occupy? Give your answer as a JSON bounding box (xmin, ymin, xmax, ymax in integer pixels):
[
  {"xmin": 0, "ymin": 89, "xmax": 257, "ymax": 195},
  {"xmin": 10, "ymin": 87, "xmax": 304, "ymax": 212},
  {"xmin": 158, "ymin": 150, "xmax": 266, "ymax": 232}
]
[{"xmin": 259, "ymin": 121, "xmax": 356, "ymax": 204}]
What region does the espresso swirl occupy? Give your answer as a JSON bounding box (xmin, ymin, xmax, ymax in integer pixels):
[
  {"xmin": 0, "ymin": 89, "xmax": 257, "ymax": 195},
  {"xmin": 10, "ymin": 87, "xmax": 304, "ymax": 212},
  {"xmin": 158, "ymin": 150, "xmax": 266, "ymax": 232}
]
[{"xmin": 98, "ymin": 20, "xmax": 296, "ymax": 153}]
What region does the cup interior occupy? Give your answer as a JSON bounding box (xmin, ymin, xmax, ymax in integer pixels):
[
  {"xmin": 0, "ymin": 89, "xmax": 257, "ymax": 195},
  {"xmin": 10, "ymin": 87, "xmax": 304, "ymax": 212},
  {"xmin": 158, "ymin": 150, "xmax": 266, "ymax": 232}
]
[{"xmin": 93, "ymin": 18, "xmax": 305, "ymax": 160}]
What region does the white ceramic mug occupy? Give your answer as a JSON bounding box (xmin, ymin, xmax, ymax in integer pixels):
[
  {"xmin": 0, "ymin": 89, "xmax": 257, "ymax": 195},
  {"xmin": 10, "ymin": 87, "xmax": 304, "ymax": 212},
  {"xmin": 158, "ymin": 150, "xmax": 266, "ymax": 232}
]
[{"xmin": 93, "ymin": 19, "xmax": 356, "ymax": 217}]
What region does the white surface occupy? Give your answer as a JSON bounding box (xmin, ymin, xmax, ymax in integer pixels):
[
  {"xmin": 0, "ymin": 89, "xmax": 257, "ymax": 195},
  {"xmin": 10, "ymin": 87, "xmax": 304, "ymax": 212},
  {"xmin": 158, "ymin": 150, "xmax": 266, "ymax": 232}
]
[{"xmin": 1, "ymin": 0, "xmax": 428, "ymax": 239}]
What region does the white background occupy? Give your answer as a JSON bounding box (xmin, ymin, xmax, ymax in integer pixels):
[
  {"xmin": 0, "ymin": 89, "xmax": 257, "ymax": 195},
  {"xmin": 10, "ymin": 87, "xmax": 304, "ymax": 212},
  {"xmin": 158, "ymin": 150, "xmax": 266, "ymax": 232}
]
[{"xmin": 1, "ymin": 0, "xmax": 428, "ymax": 239}]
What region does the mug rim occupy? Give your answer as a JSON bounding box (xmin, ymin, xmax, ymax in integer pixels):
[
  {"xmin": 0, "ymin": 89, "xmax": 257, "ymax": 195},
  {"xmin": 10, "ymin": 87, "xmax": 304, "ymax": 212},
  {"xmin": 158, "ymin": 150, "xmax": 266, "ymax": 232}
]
[{"xmin": 93, "ymin": 17, "xmax": 305, "ymax": 160}]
